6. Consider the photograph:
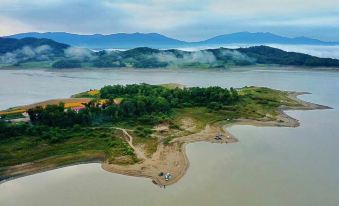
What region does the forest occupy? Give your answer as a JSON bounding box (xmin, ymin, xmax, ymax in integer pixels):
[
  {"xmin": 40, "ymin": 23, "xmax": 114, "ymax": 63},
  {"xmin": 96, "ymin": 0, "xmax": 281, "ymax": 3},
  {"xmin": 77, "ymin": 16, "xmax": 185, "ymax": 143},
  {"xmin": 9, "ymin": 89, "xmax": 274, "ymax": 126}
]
[{"xmin": 0, "ymin": 84, "xmax": 239, "ymax": 140}]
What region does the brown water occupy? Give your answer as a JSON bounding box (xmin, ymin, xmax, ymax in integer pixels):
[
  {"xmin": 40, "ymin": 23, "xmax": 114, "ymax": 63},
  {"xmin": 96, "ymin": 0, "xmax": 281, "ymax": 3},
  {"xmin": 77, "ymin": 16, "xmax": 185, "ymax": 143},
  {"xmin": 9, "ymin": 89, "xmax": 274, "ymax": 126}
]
[{"xmin": 0, "ymin": 68, "xmax": 338, "ymax": 206}]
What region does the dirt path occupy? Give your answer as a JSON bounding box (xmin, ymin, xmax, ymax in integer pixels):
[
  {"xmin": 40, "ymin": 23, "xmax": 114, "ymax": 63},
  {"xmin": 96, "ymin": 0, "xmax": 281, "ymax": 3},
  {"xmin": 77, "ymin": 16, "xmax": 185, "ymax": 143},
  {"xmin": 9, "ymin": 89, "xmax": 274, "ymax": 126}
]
[
  {"xmin": 102, "ymin": 124, "xmax": 237, "ymax": 186},
  {"xmin": 102, "ymin": 92, "xmax": 331, "ymax": 187},
  {"xmin": 113, "ymin": 127, "xmax": 146, "ymax": 160}
]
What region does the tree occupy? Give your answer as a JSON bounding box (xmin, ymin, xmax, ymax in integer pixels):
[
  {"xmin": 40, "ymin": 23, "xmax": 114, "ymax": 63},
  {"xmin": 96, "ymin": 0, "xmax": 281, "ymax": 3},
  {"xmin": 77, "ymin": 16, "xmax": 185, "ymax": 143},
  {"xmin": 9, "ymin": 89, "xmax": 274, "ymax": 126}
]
[
  {"xmin": 121, "ymin": 100, "xmax": 136, "ymax": 117},
  {"xmin": 230, "ymin": 87, "xmax": 239, "ymax": 101},
  {"xmin": 105, "ymin": 105, "xmax": 120, "ymax": 120}
]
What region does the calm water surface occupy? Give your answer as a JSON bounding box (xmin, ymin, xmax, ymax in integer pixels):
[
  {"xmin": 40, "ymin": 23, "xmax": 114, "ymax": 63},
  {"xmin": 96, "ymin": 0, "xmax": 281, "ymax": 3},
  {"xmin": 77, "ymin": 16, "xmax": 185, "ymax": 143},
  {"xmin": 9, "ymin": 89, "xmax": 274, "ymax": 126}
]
[{"xmin": 0, "ymin": 68, "xmax": 338, "ymax": 206}]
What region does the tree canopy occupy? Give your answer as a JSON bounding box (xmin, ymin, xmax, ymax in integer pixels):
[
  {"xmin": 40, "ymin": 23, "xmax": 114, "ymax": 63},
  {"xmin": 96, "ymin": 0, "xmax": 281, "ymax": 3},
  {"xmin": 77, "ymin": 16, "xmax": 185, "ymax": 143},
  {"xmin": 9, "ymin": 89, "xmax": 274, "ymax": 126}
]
[{"xmin": 23, "ymin": 84, "xmax": 239, "ymax": 130}]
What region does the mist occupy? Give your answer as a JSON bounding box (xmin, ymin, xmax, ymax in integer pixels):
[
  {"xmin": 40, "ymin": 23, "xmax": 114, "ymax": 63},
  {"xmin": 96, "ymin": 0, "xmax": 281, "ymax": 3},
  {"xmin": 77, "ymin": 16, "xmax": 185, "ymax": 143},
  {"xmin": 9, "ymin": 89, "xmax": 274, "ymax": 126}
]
[
  {"xmin": 266, "ymin": 44, "xmax": 339, "ymax": 59},
  {"xmin": 155, "ymin": 50, "xmax": 216, "ymax": 66},
  {"xmin": 220, "ymin": 50, "xmax": 255, "ymax": 63},
  {"xmin": 64, "ymin": 47, "xmax": 95, "ymax": 61},
  {"xmin": 175, "ymin": 44, "xmax": 339, "ymax": 59},
  {"xmin": 152, "ymin": 48, "xmax": 256, "ymax": 66},
  {"xmin": 0, "ymin": 45, "xmax": 52, "ymax": 64}
]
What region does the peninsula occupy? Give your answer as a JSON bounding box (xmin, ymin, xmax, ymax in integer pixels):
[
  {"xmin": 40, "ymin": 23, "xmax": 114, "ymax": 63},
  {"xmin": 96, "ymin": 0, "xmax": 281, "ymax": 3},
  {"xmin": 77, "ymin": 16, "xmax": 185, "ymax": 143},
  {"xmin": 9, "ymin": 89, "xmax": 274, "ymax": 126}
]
[{"xmin": 0, "ymin": 83, "xmax": 330, "ymax": 186}]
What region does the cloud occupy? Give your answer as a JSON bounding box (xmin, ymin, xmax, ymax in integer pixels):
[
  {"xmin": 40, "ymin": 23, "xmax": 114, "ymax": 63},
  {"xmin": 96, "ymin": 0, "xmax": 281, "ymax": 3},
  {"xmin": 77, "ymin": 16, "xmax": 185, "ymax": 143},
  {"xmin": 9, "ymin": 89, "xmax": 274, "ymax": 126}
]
[
  {"xmin": 155, "ymin": 50, "xmax": 216, "ymax": 66},
  {"xmin": 0, "ymin": 16, "xmax": 34, "ymax": 36},
  {"xmin": 220, "ymin": 50, "xmax": 255, "ymax": 63},
  {"xmin": 266, "ymin": 44, "xmax": 339, "ymax": 59},
  {"xmin": 0, "ymin": 45, "xmax": 52, "ymax": 64},
  {"xmin": 0, "ymin": 0, "xmax": 339, "ymax": 41},
  {"xmin": 103, "ymin": 1, "xmax": 198, "ymax": 31},
  {"xmin": 174, "ymin": 44, "xmax": 339, "ymax": 60},
  {"xmin": 153, "ymin": 49, "xmax": 255, "ymax": 67},
  {"xmin": 0, "ymin": 45, "xmax": 96, "ymax": 65},
  {"xmin": 64, "ymin": 47, "xmax": 94, "ymax": 60},
  {"xmin": 257, "ymin": 15, "xmax": 339, "ymax": 27},
  {"xmin": 208, "ymin": 0, "xmax": 339, "ymax": 16}
]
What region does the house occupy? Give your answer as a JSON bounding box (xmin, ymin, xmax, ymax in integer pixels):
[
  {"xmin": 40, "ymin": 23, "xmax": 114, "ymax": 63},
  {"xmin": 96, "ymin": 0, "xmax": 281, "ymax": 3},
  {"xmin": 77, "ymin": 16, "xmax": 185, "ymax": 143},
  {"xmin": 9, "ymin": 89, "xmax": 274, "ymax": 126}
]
[{"xmin": 71, "ymin": 106, "xmax": 86, "ymax": 112}]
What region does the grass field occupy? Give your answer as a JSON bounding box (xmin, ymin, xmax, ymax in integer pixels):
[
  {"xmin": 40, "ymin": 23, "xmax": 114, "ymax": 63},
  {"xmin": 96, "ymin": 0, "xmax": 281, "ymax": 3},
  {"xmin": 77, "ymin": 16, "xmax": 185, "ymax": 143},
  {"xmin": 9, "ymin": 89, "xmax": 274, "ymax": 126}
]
[{"xmin": 0, "ymin": 127, "xmax": 137, "ymax": 168}]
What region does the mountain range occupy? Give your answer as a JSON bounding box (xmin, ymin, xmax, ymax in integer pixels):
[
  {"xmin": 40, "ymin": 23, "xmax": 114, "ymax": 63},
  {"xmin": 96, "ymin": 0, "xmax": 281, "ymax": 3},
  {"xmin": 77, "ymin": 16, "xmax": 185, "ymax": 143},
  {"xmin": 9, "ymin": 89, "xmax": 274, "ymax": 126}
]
[
  {"xmin": 1, "ymin": 37, "xmax": 339, "ymax": 69},
  {"xmin": 6, "ymin": 32, "xmax": 339, "ymax": 49}
]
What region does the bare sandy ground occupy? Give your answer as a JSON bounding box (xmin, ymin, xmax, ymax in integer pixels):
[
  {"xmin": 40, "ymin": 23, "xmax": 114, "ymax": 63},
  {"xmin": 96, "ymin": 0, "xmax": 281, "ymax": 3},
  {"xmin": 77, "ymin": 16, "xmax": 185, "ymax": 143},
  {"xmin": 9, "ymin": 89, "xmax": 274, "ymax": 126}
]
[
  {"xmin": 20, "ymin": 98, "xmax": 92, "ymax": 110},
  {"xmin": 0, "ymin": 98, "xmax": 92, "ymax": 114},
  {"xmin": 103, "ymin": 124, "xmax": 237, "ymax": 186}
]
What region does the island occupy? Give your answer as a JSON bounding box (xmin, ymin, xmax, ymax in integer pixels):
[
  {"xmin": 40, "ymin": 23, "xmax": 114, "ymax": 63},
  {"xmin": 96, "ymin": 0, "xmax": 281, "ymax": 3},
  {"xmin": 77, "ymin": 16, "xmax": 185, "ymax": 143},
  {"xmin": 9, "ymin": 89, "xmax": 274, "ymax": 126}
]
[{"xmin": 0, "ymin": 83, "xmax": 330, "ymax": 186}]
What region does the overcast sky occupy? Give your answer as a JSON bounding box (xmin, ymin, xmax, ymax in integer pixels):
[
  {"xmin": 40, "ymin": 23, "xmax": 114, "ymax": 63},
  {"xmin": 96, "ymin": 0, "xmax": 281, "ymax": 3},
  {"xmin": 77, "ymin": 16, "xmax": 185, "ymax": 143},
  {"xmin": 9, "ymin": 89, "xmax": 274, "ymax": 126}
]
[{"xmin": 0, "ymin": 0, "xmax": 338, "ymax": 41}]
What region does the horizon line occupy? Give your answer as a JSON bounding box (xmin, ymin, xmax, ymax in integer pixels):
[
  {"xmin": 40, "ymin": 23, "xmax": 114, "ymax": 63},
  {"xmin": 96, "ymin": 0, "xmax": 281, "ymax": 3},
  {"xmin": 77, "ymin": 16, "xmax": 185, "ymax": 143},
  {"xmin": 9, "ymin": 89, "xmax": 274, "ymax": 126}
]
[{"xmin": 3, "ymin": 31, "xmax": 338, "ymax": 43}]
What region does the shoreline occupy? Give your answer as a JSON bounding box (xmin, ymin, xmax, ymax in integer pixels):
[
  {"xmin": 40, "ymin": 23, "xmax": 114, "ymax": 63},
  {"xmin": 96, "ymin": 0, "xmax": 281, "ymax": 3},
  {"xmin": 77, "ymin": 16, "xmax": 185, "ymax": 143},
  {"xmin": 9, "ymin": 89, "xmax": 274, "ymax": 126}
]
[
  {"xmin": 0, "ymin": 158, "xmax": 103, "ymax": 184},
  {"xmin": 101, "ymin": 92, "xmax": 331, "ymax": 186},
  {"xmin": 1, "ymin": 66, "xmax": 339, "ymax": 73},
  {"xmin": 0, "ymin": 92, "xmax": 331, "ymax": 186}
]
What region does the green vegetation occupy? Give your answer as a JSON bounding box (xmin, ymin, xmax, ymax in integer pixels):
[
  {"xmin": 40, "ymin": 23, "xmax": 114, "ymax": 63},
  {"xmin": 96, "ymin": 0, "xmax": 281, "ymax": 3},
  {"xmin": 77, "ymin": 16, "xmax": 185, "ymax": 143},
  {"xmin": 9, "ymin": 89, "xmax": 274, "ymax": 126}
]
[
  {"xmin": 71, "ymin": 89, "xmax": 100, "ymax": 98},
  {"xmin": 238, "ymin": 46, "xmax": 339, "ymax": 67},
  {"xmin": 134, "ymin": 126, "xmax": 153, "ymax": 138},
  {"xmin": 0, "ymin": 37, "xmax": 68, "ymax": 68},
  {"xmin": 160, "ymin": 83, "xmax": 184, "ymax": 89},
  {"xmin": 27, "ymin": 104, "xmax": 90, "ymax": 128},
  {"xmin": 0, "ymin": 125, "xmax": 137, "ymax": 168},
  {"xmin": 0, "ymin": 37, "xmax": 68, "ymax": 55},
  {"xmin": 11, "ymin": 84, "xmax": 238, "ymax": 131},
  {"xmin": 0, "ymin": 84, "xmax": 304, "ymax": 179},
  {"xmin": 83, "ymin": 46, "xmax": 339, "ymax": 68},
  {"xmin": 0, "ymin": 113, "xmax": 24, "ymax": 120},
  {"xmin": 1, "ymin": 37, "xmax": 339, "ymax": 69},
  {"xmin": 52, "ymin": 60, "xmax": 82, "ymax": 68},
  {"xmin": 172, "ymin": 87, "xmax": 299, "ymax": 126}
]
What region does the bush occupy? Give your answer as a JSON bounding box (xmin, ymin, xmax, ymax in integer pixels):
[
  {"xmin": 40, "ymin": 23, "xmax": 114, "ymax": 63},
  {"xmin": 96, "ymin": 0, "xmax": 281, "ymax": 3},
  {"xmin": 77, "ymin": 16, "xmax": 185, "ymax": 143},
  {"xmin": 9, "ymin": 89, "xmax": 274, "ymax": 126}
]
[
  {"xmin": 135, "ymin": 127, "xmax": 153, "ymax": 138},
  {"xmin": 208, "ymin": 102, "xmax": 222, "ymax": 110},
  {"xmin": 163, "ymin": 136, "xmax": 172, "ymax": 145},
  {"xmin": 72, "ymin": 124, "xmax": 82, "ymax": 132},
  {"xmin": 49, "ymin": 135, "xmax": 62, "ymax": 144},
  {"xmin": 169, "ymin": 123, "xmax": 180, "ymax": 130}
]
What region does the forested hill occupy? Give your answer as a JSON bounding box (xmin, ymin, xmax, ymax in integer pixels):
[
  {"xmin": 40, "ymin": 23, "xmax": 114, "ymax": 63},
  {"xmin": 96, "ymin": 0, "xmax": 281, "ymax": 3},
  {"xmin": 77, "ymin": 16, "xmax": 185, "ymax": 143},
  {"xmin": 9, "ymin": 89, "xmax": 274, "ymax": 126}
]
[
  {"xmin": 1, "ymin": 37, "xmax": 339, "ymax": 68},
  {"xmin": 237, "ymin": 46, "xmax": 339, "ymax": 67},
  {"xmin": 0, "ymin": 37, "xmax": 68, "ymax": 55},
  {"xmin": 67, "ymin": 46, "xmax": 339, "ymax": 69},
  {"xmin": 0, "ymin": 37, "xmax": 69, "ymax": 66}
]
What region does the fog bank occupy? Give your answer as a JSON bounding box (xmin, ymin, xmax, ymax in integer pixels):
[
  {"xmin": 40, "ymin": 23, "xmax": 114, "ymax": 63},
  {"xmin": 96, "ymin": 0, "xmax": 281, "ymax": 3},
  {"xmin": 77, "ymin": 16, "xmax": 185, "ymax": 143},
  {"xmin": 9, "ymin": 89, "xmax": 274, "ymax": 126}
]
[{"xmin": 175, "ymin": 44, "xmax": 339, "ymax": 59}]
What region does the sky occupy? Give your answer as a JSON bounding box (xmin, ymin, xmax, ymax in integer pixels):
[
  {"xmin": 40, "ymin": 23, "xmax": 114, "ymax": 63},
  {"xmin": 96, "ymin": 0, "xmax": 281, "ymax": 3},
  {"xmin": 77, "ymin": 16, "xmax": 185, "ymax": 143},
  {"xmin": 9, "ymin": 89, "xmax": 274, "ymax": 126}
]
[{"xmin": 0, "ymin": 0, "xmax": 339, "ymax": 41}]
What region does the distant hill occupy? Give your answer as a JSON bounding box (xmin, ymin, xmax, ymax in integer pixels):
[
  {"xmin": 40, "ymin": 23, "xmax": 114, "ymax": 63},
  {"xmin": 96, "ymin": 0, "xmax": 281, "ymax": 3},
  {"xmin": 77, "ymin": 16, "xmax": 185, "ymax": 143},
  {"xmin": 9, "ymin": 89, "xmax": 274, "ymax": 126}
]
[
  {"xmin": 6, "ymin": 32, "xmax": 338, "ymax": 49},
  {"xmin": 0, "ymin": 37, "xmax": 68, "ymax": 55},
  {"xmin": 0, "ymin": 37, "xmax": 69, "ymax": 65},
  {"xmin": 7, "ymin": 32, "xmax": 187, "ymax": 49},
  {"xmin": 198, "ymin": 32, "xmax": 337, "ymax": 46},
  {"xmin": 236, "ymin": 46, "xmax": 339, "ymax": 67}
]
